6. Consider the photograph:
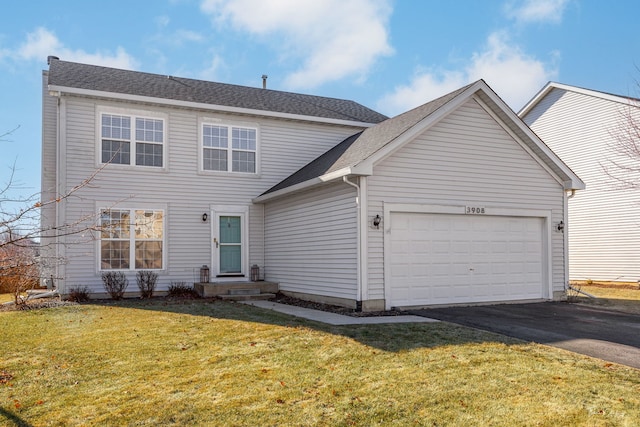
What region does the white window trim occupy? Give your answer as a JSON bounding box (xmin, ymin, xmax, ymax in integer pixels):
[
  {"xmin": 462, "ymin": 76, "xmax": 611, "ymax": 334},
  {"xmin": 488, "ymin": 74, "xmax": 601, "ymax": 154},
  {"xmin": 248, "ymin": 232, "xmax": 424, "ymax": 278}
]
[
  {"xmin": 96, "ymin": 203, "xmax": 167, "ymax": 272},
  {"xmin": 96, "ymin": 106, "xmax": 168, "ymax": 171},
  {"xmin": 198, "ymin": 117, "xmax": 260, "ymax": 176}
]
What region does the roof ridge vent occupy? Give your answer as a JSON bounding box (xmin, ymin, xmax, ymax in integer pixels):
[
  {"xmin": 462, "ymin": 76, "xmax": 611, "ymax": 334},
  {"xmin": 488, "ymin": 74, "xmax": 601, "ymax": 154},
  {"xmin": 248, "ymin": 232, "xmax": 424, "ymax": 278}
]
[{"xmin": 47, "ymin": 55, "xmax": 60, "ymax": 65}]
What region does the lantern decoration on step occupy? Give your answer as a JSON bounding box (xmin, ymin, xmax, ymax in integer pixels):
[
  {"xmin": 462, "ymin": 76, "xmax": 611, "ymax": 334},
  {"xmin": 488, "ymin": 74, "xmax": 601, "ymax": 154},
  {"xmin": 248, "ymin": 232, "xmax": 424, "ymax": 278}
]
[
  {"xmin": 200, "ymin": 265, "xmax": 210, "ymax": 283},
  {"xmin": 251, "ymin": 264, "xmax": 260, "ymax": 282}
]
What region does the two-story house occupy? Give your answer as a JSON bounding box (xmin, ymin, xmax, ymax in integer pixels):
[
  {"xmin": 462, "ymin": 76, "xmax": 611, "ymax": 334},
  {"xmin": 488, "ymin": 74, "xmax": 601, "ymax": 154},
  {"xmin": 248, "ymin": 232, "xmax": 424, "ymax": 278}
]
[
  {"xmin": 42, "ymin": 57, "xmax": 583, "ymax": 310},
  {"xmin": 520, "ymin": 82, "xmax": 640, "ymax": 284}
]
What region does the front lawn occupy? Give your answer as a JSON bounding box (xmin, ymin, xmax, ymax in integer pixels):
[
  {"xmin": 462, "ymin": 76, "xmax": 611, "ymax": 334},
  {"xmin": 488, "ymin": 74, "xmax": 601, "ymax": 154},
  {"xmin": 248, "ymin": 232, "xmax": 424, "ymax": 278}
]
[{"xmin": 2, "ymin": 299, "xmax": 640, "ymax": 426}]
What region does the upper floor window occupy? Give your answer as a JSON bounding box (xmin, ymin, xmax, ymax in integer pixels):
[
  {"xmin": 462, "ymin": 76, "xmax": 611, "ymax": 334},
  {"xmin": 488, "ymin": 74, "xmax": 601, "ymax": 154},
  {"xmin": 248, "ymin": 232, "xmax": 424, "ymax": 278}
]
[
  {"xmin": 203, "ymin": 124, "xmax": 257, "ymax": 173},
  {"xmin": 101, "ymin": 113, "xmax": 164, "ymax": 167}
]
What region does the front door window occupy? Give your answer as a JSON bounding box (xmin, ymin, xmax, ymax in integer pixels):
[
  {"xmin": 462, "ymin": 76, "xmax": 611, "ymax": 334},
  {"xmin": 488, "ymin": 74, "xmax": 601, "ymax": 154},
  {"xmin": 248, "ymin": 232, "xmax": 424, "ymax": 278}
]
[{"xmin": 219, "ymin": 215, "xmax": 242, "ymax": 274}]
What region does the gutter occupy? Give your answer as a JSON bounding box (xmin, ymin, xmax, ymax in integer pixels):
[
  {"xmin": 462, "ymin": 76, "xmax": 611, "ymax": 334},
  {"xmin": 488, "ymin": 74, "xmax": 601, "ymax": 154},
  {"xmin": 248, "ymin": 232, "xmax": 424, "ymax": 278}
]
[{"xmin": 47, "ymin": 85, "xmax": 379, "ymax": 129}]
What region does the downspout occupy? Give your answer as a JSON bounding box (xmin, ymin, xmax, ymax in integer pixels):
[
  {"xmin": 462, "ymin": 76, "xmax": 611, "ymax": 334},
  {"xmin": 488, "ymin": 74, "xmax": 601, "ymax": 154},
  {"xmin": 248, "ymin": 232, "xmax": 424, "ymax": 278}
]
[
  {"xmin": 563, "ymin": 189, "xmax": 576, "ymax": 296},
  {"xmin": 343, "ymin": 176, "xmax": 363, "ymax": 308},
  {"xmin": 54, "ymin": 94, "xmax": 64, "ymax": 294}
]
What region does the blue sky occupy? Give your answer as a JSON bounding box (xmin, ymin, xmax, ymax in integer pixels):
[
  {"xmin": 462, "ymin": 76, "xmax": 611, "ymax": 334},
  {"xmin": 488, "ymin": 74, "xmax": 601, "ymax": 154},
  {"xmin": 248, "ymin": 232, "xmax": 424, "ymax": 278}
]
[{"xmin": 1, "ymin": 0, "xmax": 639, "ymax": 198}]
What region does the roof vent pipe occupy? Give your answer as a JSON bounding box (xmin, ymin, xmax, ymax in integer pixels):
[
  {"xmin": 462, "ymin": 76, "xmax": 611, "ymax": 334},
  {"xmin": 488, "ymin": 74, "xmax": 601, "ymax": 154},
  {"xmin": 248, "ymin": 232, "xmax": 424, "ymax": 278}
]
[
  {"xmin": 262, "ymin": 74, "xmax": 268, "ymax": 89},
  {"xmin": 47, "ymin": 55, "xmax": 59, "ymax": 65}
]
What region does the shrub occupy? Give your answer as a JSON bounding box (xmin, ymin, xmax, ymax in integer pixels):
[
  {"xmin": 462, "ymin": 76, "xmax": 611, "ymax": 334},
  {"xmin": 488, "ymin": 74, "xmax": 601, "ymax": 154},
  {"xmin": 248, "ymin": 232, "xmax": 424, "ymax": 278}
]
[
  {"xmin": 136, "ymin": 270, "xmax": 158, "ymax": 298},
  {"xmin": 167, "ymin": 281, "xmax": 199, "ymax": 299},
  {"xmin": 67, "ymin": 286, "xmax": 90, "ymax": 302},
  {"xmin": 101, "ymin": 272, "xmax": 128, "ymax": 300},
  {"xmin": 0, "ymin": 242, "xmax": 40, "ymax": 305}
]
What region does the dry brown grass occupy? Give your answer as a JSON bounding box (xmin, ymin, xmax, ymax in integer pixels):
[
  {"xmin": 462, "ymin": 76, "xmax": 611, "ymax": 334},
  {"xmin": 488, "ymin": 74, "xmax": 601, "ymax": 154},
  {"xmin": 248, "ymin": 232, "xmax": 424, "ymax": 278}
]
[
  {"xmin": 2, "ymin": 299, "xmax": 640, "ymax": 426},
  {"xmin": 571, "ymin": 281, "xmax": 640, "ymax": 314}
]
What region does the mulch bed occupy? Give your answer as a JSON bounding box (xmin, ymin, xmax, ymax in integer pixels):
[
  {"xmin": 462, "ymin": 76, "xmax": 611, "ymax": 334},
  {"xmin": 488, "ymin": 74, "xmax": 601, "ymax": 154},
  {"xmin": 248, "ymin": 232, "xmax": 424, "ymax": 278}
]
[
  {"xmin": 270, "ymin": 293, "xmax": 405, "ymax": 317},
  {"xmin": 1, "ymin": 294, "xmax": 404, "ymax": 317},
  {"xmin": 0, "ymin": 298, "xmax": 78, "ymax": 312}
]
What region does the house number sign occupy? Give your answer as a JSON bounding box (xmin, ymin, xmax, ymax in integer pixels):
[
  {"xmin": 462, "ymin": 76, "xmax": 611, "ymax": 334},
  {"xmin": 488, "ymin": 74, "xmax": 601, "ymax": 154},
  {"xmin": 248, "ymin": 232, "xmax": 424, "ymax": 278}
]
[{"xmin": 465, "ymin": 206, "xmax": 486, "ymax": 214}]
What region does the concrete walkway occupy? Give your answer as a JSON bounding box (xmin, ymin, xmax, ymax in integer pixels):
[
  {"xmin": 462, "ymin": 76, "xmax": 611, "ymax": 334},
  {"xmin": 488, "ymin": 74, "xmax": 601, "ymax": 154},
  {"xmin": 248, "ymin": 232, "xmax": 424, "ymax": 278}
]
[{"xmin": 241, "ymin": 300, "xmax": 438, "ymax": 325}]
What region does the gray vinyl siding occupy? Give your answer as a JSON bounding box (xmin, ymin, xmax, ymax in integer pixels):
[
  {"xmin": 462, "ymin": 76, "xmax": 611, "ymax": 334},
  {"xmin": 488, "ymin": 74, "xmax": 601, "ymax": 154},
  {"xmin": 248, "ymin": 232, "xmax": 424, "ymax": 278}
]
[
  {"xmin": 523, "ymin": 88, "xmax": 640, "ymax": 282},
  {"xmin": 53, "ymin": 94, "xmax": 364, "ymax": 293},
  {"xmin": 40, "ymin": 71, "xmax": 58, "ymax": 282},
  {"xmin": 366, "ymin": 99, "xmax": 566, "ymax": 299},
  {"xmin": 264, "ymin": 181, "xmax": 358, "ymax": 300}
]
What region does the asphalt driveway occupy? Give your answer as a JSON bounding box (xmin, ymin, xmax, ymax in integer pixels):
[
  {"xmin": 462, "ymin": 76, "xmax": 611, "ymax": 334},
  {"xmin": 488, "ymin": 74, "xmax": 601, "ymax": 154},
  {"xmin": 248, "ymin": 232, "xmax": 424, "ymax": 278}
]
[{"xmin": 410, "ymin": 302, "xmax": 640, "ymax": 369}]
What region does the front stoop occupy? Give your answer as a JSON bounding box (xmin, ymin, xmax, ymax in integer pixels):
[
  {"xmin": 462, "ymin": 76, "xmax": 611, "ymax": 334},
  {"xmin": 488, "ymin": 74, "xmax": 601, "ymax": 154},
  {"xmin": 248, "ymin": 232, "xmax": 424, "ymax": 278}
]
[{"xmin": 193, "ymin": 281, "xmax": 278, "ymax": 301}]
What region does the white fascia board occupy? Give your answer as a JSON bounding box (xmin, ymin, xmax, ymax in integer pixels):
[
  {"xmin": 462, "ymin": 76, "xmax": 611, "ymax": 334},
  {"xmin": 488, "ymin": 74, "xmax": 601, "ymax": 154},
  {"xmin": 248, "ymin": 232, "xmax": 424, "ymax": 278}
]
[
  {"xmin": 47, "ymin": 85, "xmax": 379, "ymax": 128},
  {"xmin": 519, "ymin": 81, "xmax": 640, "ymax": 117},
  {"xmin": 475, "ymin": 88, "xmax": 586, "ymax": 191},
  {"xmin": 252, "ymin": 167, "xmax": 363, "ymax": 203},
  {"xmin": 518, "ymin": 81, "xmax": 554, "ymax": 117}
]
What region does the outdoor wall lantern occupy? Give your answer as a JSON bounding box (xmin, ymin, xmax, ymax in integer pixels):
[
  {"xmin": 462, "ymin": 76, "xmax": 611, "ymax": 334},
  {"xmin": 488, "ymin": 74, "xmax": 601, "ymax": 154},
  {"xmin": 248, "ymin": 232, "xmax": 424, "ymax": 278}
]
[
  {"xmin": 373, "ymin": 214, "xmax": 382, "ymax": 229},
  {"xmin": 200, "ymin": 265, "xmax": 210, "ymax": 283},
  {"xmin": 557, "ymin": 220, "xmax": 564, "ymax": 232},
  {"xmin": 202, "ymin": 213, "xmax": 208, "ymax": 222}
]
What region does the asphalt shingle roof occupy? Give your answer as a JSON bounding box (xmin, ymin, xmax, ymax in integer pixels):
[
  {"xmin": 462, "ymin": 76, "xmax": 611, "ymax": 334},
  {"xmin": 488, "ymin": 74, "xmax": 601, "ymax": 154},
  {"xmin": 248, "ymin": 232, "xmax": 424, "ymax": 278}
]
[{"xmin": 47, "ymin": 58, "xmax": 388, "ymax": 124}]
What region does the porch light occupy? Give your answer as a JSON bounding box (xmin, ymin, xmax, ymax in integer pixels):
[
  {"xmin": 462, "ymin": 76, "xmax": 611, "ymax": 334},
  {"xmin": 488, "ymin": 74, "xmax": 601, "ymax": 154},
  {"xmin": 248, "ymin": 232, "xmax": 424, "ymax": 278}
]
[
  {"xmin": 373, "ymin": 214, "xmax": 381, "ymax": 229},
  {"xmin": 557, "ymin": 221, "xmax": 564, "ymax": 232},
  {"xmin": 202, "ymin": 213, "xmax": 208, "ymax": 222}
]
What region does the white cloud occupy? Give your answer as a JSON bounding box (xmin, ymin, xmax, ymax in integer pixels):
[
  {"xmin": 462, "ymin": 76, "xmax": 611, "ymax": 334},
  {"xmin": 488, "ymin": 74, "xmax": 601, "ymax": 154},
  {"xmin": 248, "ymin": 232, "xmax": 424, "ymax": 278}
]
[
  {"xmin": 505, "ymin": 0, "xmax": 569, "ymax": 24},
  {"xmin": 377, "ymin": 31, "xmax": 557, "ymax": 115},
  {"xmin": 198, "ymin": 53, "xmax": 226, "ymax": 81},
  {"xmin": 16, "ymin": 27, "xmax": 138, "ymax": 70},
  {"xmin": 200, "ymin": 0, "xmax": 393, "ymax": 89}
]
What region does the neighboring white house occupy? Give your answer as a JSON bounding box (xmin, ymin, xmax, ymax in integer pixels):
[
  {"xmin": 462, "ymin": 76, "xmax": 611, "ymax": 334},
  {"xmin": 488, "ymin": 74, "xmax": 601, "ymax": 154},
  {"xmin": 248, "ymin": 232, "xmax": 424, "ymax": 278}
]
[
  {"xmin": 520, "ymin": 82, "xmax": 640, "ymax": 283},
  {"xmin": 42, "ymin": 58, "xmax": 583, "ymax": 310}
]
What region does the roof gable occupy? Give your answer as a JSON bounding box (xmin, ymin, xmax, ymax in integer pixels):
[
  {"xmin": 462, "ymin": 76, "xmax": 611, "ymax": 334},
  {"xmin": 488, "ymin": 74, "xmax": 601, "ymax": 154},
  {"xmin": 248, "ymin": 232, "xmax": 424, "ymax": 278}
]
[
  {"xmin": 257, "ymin": 80, "xmax": 584, "ymax": 202},
  {"xmin": 519, "ymin": 82, "xmax": 640, "ymax": 118},
  {"xmin": 47, "ymin": 59, "xmax": 388, "ymax": 125}
]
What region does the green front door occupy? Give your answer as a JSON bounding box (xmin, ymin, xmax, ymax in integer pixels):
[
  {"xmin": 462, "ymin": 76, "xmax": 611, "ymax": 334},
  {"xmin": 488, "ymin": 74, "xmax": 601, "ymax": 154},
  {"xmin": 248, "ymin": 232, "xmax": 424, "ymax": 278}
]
[{"xmin": 219, "ymin": 215, "xmax": 242, "ymax": 274}]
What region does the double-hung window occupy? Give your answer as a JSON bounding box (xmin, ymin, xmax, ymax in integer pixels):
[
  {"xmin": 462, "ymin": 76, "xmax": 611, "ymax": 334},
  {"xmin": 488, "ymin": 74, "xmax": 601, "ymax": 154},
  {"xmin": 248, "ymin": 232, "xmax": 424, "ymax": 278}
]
[
  {"xmin": 203, "ymin": 124, "xmax": 257, "ymax": 173},
  {"xmin": 100, "ymin": 209, "xmax": 164, "ymax": 270},
  {"xmin": 101, "ymin": 113, "xmax": 164, "ymax": 167}
]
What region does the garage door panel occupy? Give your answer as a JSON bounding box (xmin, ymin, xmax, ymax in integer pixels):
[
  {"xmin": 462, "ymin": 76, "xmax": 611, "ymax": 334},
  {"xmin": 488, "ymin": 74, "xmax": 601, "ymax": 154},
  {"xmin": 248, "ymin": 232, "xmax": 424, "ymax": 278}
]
[{"xmin": 389, "ymin": 212, "xmax": 544, "ymax": 307}]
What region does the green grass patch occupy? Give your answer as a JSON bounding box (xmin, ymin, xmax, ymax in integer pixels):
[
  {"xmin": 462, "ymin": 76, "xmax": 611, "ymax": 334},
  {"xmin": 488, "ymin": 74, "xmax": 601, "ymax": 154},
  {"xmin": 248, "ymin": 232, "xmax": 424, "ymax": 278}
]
[{"xmin": 2, "ymin": 299, "xmax": 640, "ymax": 426}]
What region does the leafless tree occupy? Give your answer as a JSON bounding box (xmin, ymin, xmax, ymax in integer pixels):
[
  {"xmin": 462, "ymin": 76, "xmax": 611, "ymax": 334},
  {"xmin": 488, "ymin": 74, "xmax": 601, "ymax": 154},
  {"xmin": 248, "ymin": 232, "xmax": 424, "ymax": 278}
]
[
  {"xmin": 604, "ymin": 82, "xmax": 640, "ymax": 190},
  {"xmin": 1, "ymin": 127, "xmax": 107, "ymax": 305}
]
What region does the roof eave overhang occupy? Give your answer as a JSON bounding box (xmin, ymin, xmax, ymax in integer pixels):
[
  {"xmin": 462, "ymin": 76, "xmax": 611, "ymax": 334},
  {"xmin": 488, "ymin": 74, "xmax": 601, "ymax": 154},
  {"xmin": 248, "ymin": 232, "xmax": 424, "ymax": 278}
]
[
  {"xmin": 47, "ymin": 85, "xmax": 380, "ymax": 128},
  {"xmin": 252, "ymin": 166, "xmax": 372, "ymax": 203},
  {"xmin": 519, "ymin": 81, "xmax": 640, "ymax": 117}
]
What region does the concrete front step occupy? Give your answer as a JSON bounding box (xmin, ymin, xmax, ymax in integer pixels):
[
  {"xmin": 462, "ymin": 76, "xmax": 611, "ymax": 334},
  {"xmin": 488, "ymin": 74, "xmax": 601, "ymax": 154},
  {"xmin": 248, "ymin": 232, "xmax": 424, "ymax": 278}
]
[
  {"xmin": 194, "ymin": 281, "xmax": 278, "ymax": 298},
  {"xmin": 228, "ymin": 288, "xmax": 260, "ymax": 296},
  {"xmin": 218, "ymin": 293, "xmax": 276, "ymax": 301}
]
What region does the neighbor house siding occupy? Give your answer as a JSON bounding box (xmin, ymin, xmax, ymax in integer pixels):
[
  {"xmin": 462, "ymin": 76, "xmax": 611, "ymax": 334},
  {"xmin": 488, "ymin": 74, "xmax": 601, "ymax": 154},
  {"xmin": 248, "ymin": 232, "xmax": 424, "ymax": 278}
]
[
  {"xmin": 366, "ymin": 99, "xmax": 566, "ymax": 300},
  {"xmin": 523, "ymin": 88, "xmax": 640, "ymax": 282},
  {"xmin": 264, "ymin": 181, "xmax": 358, "ymax": 302},
  {"xmin": 53, "ymin": 93, "xmax": 365, "ymax": 293}
]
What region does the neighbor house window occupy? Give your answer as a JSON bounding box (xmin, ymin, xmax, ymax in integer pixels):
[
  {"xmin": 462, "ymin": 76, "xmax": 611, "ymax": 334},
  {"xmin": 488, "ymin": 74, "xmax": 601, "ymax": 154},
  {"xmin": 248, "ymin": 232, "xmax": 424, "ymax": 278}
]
[
  {"xmin": 101, "ymin": 113, "xmax": 164, "ymax": 167},
  {"xmin": 100, "ymin": 209, "xmax": 164, "ymax": 270},
  {"xmin": 203, "ymin": 124, "xmax": 256, "ymax": 173}
]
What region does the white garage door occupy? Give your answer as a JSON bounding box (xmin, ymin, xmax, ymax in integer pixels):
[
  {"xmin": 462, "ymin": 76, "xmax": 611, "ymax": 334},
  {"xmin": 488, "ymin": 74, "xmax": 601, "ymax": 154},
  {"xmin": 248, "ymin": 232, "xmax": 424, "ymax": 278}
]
[{"xmin": 388, "ymin": 212, "xmax": 544, "ymax": 308}]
